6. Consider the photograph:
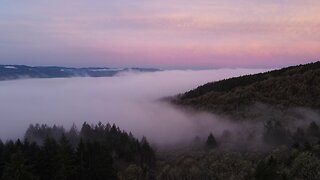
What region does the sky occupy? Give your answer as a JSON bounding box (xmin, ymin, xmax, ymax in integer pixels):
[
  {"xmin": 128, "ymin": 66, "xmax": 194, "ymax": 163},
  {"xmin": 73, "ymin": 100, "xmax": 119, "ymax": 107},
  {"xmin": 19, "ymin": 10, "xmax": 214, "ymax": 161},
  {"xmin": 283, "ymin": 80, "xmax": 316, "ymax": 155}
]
[{"xmin": 0, "ymin": 0, "xmax": 319, "ymax": 69}]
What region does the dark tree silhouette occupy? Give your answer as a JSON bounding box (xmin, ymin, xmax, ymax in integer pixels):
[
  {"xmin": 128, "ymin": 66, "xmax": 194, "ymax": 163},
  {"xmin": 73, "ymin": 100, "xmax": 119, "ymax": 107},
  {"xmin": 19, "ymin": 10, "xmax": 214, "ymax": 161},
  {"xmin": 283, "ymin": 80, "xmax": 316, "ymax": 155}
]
[
  {"xmin": 0, "ymin": 122, "xmax": 155, "ymax": 180},
  {"xmin": 308, "ymin": 121, "xmax": 320, "ymax": 138},
  {"xmin": 206, "ymin": 133, "xmax": 217, "ymax": 149}
]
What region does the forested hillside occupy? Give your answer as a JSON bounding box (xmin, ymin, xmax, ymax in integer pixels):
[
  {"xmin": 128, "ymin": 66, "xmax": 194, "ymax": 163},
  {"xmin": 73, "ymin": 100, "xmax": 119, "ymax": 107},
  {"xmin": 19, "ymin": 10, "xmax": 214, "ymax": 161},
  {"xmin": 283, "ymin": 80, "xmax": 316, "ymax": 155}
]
[
  {"xmin": 2, "ymin": 121, "xmax": 320, "ymax": 179},
  {"xmin": 0, "ymin": 123, "xmax": 155, "ymax": 180},
  {"xmin": 174, "ymin": 61, "xmax": 320, "ymax": 119}
]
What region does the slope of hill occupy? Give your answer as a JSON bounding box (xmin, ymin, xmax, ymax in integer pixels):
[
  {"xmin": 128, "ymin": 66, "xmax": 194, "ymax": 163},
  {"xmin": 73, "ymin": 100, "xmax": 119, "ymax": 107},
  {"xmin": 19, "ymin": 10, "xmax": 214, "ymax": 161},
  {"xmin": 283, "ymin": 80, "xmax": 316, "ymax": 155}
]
[
  {"xmin": 0, "ymin": 65, "xmax": 159, "ymax": 80},
  {"xmin": 173, "ymin": 61, "xmax": 320, "ymax": 119}
]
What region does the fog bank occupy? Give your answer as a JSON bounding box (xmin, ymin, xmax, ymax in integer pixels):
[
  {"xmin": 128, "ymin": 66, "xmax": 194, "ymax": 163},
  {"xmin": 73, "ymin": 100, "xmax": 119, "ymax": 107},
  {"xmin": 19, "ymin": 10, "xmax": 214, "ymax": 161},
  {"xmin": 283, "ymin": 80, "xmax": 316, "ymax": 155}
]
[{"xmin": 0, "ymin": 69, "xmax": 267, "ymax": 145}]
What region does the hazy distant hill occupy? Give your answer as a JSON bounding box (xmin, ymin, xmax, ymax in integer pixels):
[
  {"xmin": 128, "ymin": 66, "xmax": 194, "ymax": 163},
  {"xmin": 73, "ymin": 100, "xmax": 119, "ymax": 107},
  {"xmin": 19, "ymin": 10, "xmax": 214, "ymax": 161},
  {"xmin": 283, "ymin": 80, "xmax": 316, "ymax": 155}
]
[
  {"xmin": 0, "ymin": 65, "xmax": 159, "ymax": 80},
  {"xmin": 173, "ymin": 61, "xmax": 320, "ymax": 118}
]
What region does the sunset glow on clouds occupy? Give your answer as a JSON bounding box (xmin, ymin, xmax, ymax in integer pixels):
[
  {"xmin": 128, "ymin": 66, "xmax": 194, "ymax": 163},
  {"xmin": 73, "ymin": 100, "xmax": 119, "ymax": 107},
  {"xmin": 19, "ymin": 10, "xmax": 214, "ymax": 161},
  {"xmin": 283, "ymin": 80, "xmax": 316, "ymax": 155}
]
[{"xmin": 0, "ymin": 0, "xmax": 319, "ymax": 68}]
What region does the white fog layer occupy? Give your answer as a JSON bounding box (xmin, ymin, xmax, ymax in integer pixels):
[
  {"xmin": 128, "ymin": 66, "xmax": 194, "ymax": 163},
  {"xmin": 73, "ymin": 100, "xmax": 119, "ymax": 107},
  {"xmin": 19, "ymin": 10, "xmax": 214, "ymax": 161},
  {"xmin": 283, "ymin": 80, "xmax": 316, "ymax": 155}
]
[{"xmin": 0, "ymin": 69, "xmax": 268, "ymax": 144}]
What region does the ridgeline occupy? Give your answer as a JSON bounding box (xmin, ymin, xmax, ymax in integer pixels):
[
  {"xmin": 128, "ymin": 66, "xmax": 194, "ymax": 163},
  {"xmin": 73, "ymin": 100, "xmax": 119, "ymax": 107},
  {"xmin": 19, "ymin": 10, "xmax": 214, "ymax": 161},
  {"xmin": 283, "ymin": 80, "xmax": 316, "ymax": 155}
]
[{"xmin": 173, "ymin": 61, "xmax": 320, "ymax": 119}]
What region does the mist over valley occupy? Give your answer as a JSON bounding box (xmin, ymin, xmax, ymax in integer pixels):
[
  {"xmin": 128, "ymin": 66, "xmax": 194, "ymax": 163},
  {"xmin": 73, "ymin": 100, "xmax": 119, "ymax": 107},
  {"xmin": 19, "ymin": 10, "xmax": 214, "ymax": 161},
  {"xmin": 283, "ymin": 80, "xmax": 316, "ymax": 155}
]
[
  {"xmin": 0, "ymin": 68, "xmax": 267, "ymax": 145},
  {"xmin": 1, "ymin": 63, "xmax": 320, "ymax": 179}
]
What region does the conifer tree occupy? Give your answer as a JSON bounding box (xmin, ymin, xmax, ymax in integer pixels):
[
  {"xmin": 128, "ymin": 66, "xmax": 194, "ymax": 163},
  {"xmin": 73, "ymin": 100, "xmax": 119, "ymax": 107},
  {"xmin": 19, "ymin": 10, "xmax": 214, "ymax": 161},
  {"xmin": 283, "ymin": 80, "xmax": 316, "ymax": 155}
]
[{"xmin": 206, "ymin": 133, "xmax": 217, "ymax": 149}]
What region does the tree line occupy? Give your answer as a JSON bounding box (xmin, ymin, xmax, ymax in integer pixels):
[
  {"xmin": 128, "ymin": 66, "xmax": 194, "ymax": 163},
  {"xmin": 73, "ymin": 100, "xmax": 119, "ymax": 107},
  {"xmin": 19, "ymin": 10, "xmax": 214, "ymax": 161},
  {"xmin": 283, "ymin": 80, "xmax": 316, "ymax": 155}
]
[
  {"xmin": 1, "ymin": 120, "xmax": 320, "ymax": 180},
  {"xmin": 0, "ymin": 122, "xmax": 155, "ymax": 180}
]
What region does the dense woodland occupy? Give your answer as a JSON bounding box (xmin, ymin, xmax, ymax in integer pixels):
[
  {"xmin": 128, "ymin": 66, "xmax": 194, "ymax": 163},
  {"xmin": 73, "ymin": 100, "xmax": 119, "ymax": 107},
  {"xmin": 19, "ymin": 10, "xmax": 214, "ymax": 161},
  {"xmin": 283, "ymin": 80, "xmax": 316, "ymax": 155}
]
[
  {"xmin": 0, "ymin": 122, "xmax": 155, "ymax": 180},
  {"xmin": 1, "ymin": 120, "xmax": 320, "ymax": 179},
  {"xmin": 156, "ymin": 119, "xmax": 320, "ymax": 180},
  {"xmin": 173, "ymin": 61, "xmax": 320, "ymax": 119}
]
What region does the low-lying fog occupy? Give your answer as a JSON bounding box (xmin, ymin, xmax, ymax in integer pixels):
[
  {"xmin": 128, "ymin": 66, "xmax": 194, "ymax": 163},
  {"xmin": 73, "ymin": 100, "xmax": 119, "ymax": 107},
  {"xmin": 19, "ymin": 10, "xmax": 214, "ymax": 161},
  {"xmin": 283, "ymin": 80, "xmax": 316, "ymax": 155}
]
[{"xmin": 0, "ymin": 69, "xmax": 268, "ymax": 145}]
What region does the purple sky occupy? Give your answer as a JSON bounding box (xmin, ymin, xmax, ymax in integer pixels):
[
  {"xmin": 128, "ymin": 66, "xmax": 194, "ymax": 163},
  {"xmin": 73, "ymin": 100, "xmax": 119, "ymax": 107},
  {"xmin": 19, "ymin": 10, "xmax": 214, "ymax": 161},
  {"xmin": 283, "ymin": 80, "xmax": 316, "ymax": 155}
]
[{"xmin": 0, "ymin": 0, "xmax": 319, "ymax": 69}]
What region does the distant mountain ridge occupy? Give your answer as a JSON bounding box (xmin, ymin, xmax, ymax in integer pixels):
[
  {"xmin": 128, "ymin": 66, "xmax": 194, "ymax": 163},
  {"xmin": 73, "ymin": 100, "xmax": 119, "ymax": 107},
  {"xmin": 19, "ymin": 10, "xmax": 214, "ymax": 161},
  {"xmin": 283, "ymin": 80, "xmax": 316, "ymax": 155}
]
[
  {"xmin": 173, "ymin": 61, "xmax": 320, "ymax": 119},
  {"xmin": 0, "ymin": 65, "xmax": 160, "ymax": 80}
]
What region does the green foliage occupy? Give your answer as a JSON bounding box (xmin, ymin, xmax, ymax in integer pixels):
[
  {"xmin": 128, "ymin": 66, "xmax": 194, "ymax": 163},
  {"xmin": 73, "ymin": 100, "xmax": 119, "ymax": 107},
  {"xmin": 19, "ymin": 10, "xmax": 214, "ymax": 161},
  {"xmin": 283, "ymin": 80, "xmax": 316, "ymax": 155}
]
[
  {"xmin": 157, "ymin": 151, "xmax": 253, "ymax": 180},
  {"xmin": 0, "ymin": 122, "xmax": 155, "ymax": 180},
  {"xmin": 252, "ymin": 145, "xmax": 320, "ymax": 180},
  {"xmin": 3, "ymin": 120, "xmax": 320, "ymax": 179},
  {"xmin": 255, "ymin": 156, "xmax": 280, "ymax": 180},
  {"xmin": 174, "ymin": 61, "xmax": 320, "ymax": 119},
  {"xmin": 119, "ymin": 164, "xmax": 144, "ymax": 180},
  {"xmin": 263, "ymin": 120, "xmax": 292, "ymax": 146},
  {"xmin": 156, "ymin": 142, "xmax": 320, "ymax": 180},
  {"xmin": 289, "ymin": 152, "xmax": 320, "ymax": 179}
]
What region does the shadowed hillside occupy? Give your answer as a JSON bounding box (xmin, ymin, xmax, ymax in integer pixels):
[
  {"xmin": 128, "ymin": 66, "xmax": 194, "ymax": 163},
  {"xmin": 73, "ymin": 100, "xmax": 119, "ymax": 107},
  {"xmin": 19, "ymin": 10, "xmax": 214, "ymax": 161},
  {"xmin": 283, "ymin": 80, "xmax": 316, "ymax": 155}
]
[{"xmin": 173, "ymin": 61, "xmax": 320, "ymax": 119}]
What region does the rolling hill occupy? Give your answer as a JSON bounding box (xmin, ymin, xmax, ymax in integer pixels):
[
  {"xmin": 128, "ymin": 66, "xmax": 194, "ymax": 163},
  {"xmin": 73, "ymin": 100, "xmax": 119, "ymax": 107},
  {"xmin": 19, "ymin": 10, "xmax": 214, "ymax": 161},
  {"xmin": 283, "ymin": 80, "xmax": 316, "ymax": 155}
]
[
  {"xmin": 0, "ymin": 65, "xmax": 159, "ymax": 80},
  {"xmin": 173, "ymin": 61, "xmax": 320, "ymax": 119}
]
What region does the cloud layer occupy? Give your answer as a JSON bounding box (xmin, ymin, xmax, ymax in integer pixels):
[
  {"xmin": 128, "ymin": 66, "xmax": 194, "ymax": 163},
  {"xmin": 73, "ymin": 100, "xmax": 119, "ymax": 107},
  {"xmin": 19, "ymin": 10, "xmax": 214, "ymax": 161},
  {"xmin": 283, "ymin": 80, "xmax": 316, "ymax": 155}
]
[{"xmin": 0, "ymin": 69, "xmax": 267, "ymax": 144}]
